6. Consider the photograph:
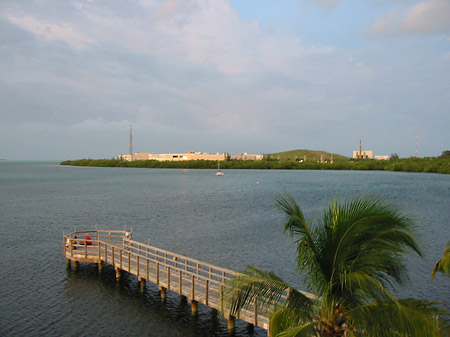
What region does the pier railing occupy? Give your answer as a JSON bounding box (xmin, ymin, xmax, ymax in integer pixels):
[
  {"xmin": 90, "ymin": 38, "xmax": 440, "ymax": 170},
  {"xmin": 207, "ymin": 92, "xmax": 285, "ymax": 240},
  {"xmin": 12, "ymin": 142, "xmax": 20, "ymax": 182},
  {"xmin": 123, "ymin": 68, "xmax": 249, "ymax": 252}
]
[{"xmin": 63, "ymin": 229, "xmax": 271, "ymax": 330}]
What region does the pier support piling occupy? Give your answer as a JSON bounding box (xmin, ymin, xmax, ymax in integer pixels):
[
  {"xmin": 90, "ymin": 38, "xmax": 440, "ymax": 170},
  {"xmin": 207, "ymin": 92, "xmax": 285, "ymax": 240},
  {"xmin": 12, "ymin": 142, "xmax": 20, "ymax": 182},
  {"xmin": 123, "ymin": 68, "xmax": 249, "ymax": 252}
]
[
  {"xmin": 227, "ymin": 315, "xmax": 235, "ymax": 335},
  {"xmin": 159, "ymin": 286, "xmax": 167, "ymax": 303},
  {"xmin": 115, "ymin": 267, "xmax": 121, "ymax": 280},
  {"xmin": 139, "ymin": 278, "xmax": 146, "ymax": 293},
  {"xmin": 191, "ymin": 300, "xmax": 198, "ymax": 316},
  {"xmin": 98, "ymin": 261, "xmax": 103, "ymax": 272},
  {"xmin": 73, "ymin": 260, "xmax": 78, "ymax": 270},
  {"xmin": 66, "ymin": 258, "xmax": 71, "ymax": 268}
]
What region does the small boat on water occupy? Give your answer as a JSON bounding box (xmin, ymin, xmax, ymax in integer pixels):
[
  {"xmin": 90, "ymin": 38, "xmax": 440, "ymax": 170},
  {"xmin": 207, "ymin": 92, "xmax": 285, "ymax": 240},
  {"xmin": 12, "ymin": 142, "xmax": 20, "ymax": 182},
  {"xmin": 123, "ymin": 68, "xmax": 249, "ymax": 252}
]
[{"xmin": 216, "ymin": 161, "xmax": 224, "ymax": 176}]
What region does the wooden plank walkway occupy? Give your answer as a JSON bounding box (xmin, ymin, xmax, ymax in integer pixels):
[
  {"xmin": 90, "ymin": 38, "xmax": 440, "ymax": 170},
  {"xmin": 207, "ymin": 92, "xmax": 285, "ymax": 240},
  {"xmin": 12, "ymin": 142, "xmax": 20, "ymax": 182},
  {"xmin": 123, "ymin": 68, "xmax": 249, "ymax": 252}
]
[{"xmin": 63, "ymin": 229, "xmax": 271, "ymax": 332}]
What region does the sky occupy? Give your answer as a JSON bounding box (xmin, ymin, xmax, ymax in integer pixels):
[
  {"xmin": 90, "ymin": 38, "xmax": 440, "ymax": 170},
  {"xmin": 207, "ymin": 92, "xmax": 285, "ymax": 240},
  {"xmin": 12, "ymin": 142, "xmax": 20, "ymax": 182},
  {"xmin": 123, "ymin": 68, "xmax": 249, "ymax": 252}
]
[{"xmin": 1, "ymin": 0, "xmax": 449, "ymax": 160}]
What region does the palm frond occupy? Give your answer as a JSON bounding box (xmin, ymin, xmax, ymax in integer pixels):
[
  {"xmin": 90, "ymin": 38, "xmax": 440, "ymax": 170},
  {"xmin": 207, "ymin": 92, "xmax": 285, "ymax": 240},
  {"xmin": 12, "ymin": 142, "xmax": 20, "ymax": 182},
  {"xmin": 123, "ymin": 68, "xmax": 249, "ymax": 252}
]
[
  {"xmin": 275, "ymin": 193, "xmax": 327, "ymax": 292},
  {"xmin": 224, "ymin": 266, "xmax": 291, "ymax": 316},
  {"xmin": 269, "ymin": 305, "xmax": 319, "ymax": 337},
  {"xmin": 431, "ymin": 242, "xmax": 450, "ymax": 280},
  {"xmin": 274, "ymin": 319, "xmax": 319, "ymax": 337},
  {"xmin": 286, "ymin": 286, "xmax": 317, "ymax": 308},
  {"xmin": 224, "ymin": 266, "xmax": 315, "ymax": 321},
  {"xmin": 348, "ymin": 298, "xmax": 446, "ymax": 337},
  {"xmin": 274, "ymin": 192, "xmax": 311, "ymax": 241},
  {"xmin": 335, "ymin": 270, "xmax": 395, "ymax": 306},
  {"xmin": 319, "ymin": 196, "xmax": 422, "ymax": 301}
]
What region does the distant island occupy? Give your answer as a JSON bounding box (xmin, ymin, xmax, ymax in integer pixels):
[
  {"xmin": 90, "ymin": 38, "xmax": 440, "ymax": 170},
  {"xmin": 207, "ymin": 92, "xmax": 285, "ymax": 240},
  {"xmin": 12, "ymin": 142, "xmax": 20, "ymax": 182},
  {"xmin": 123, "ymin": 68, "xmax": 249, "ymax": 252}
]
[{"xmin": 60, "ymin": 149, "xmax": 450, "ymax": 174}]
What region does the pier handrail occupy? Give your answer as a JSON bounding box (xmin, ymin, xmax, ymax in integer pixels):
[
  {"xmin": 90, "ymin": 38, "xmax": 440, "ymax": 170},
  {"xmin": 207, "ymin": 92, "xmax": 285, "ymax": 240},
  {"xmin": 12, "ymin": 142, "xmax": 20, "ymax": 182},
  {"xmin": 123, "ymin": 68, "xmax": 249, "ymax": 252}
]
[
  {"xmin": 63, "ymin": 229, "xmax": 315, "ymax": 330},
  {"xmin": 63, "ymin": 229, "xmax": 131, "ymax": 257},
  {"xmin": 123, "ymin": 237, "xmax": 239, "ymax": 282}
]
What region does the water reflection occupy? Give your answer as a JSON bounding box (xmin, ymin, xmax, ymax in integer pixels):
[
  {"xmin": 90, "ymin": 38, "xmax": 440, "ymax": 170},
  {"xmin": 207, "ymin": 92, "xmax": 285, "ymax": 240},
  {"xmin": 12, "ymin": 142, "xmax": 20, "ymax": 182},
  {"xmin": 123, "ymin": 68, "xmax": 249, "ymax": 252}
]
[{"xmin": 63, "ymin": 263, "xmax": 266, "ymax": 336}]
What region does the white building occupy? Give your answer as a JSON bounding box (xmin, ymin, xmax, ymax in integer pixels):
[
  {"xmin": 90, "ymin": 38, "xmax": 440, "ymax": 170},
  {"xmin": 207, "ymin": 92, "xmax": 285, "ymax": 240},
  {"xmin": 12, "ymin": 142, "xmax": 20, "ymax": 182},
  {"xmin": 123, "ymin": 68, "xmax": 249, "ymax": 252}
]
[
  {"xmin": 118, "ymin": 152, "xmax": 264, "ymax": 162},
  {"xmin": 374, "ymin": 155, "xmax": 389, "ymax": 160},
  {"xmin": 230, "ymin": 153, "xmax": 264, "ymax": 161},
  {"xmin": 352, "ymin": 150, "xmax": 374, "ymax": 159}
]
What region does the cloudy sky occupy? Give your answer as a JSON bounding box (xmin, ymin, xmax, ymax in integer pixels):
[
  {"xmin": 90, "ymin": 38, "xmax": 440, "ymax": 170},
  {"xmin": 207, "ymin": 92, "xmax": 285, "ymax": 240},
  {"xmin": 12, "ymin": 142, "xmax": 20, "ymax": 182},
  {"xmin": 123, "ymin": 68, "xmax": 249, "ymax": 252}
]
[{"xmin": 1, "ymin": 0, "xmax": 449, "ymax": 160}]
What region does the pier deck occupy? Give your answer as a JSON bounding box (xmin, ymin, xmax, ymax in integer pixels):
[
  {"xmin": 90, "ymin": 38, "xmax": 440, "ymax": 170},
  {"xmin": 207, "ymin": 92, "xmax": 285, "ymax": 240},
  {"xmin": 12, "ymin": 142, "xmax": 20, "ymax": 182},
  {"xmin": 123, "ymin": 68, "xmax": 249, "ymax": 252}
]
[{"xmin": 63, "ymin": 229, "xmax": 271, "ymax": 332}]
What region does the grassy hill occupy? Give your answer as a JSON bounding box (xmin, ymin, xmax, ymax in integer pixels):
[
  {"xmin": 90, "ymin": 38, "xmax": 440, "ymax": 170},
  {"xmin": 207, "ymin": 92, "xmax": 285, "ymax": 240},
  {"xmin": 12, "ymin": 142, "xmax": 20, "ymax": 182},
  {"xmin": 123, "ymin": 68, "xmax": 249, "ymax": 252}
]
[{"xmin": 268, "ymin": 149, "xmax": 348, "ymax": 162}]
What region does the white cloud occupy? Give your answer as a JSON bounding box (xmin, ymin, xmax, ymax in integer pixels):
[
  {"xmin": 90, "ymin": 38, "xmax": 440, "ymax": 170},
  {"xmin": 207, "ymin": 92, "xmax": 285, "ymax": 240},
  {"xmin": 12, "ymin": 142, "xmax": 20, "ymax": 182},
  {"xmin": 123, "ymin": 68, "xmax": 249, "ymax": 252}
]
[
  {"xmin": 1, "ymin": 0, "xmax": 449, "ymax": 158},
  {"xmin": 150, "ymin": 0, "xmax": 197, "ymax": 23},
  {"xmin": 2, "ymin": 0, "xmax": 310, "ymax": 75},
  {"xmin": 370, "ymin": 0, "xmax": 450, "ymax": 36},
  {"xmin": 401, "ymin": 0, "xmax": 450, "ymax": 33},
  {"xmin": 5, "ymin": 14, "xmax": 96, "ymax": 49},
  {"xmin": 370, "ymin": 10, "xmax": 398, "ymax": 36},
  {"xmin": 311, "ymin": 0, "xmax": 342, "ymax": 8}
]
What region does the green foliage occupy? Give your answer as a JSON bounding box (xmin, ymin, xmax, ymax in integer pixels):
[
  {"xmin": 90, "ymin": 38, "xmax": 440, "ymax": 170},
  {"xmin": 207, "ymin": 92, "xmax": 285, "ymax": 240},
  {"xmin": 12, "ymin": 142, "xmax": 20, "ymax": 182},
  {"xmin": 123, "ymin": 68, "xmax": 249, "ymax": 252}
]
[
  {"xmin": 269, "ymin": 149, "xmax": 348, "ymax": 162},
  {"xmin": 431, "ymin": 242, "xmax": 450, "ymax": 280},
  {"xmin": 225, "ymin": 194, "xmax": 448, "ymax": 337},
  {"xmin": 383, "ymin": 157, "xmax": 450, "ymax": 174},
  {"xmin": 60, "ymin": 156, "xmax": 450, "ymax": 174}
]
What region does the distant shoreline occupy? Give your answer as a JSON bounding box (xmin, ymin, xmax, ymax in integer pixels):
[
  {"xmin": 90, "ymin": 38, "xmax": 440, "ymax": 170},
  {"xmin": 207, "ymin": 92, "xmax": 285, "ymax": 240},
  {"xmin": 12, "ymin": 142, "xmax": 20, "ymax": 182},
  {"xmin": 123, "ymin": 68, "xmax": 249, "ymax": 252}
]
[{"xmin": 60, "ymin": 157, "xmax": 450, "ymax": 175}]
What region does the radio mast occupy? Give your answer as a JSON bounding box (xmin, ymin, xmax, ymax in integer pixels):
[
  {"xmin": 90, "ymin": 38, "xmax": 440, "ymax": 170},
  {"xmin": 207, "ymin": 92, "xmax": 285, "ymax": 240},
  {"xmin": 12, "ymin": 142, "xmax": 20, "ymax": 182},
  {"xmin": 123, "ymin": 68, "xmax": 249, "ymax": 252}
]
[
  {"xmin": 129, "ymin": 124, "xmax": 133, "ymax": 161},
  {"xmin": 359, "ymin": 139, "xmax": 362, "ymax": 158}
]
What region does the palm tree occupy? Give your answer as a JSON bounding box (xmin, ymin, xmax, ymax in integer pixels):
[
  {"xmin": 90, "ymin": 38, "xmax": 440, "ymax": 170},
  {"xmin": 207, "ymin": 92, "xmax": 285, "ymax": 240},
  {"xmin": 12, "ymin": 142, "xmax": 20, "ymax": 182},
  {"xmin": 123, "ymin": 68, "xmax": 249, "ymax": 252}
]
[
  {"xmin": 225, "ymin": 194, "xmax": 446, "ymax": 337},
  {"xmin": 431, "ymin": 242, "xmax": 450, "ymax": 280}
]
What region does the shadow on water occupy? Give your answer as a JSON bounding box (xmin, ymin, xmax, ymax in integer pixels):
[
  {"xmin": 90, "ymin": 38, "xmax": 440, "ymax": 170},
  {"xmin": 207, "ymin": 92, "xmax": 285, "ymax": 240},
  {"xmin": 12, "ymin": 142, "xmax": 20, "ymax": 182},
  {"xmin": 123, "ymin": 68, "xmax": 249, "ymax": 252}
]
[{"xmin": 63, "ymin": 263, "xmax": 266, "ymax": 337}]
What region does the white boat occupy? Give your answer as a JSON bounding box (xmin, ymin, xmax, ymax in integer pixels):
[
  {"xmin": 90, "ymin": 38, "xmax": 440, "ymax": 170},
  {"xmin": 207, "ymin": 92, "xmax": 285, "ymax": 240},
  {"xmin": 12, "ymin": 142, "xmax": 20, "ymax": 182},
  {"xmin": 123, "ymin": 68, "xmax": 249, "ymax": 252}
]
[{"xmin": 216, "ymin": 161, "xmax": 224, "ymax": 176}]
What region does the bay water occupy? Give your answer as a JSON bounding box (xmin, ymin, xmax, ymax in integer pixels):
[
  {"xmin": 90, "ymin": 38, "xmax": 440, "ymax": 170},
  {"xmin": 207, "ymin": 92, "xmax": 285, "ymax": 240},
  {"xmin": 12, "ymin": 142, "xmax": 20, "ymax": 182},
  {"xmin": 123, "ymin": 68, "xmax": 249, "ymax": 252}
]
[{"xmin": 0, "ymin": 162, "xmax": 449, "ymax": 336}]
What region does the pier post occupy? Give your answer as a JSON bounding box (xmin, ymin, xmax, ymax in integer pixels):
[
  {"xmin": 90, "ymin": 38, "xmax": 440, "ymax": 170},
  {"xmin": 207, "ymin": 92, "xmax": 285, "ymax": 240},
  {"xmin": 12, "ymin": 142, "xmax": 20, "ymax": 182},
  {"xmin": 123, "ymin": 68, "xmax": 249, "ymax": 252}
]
[
  {"xmin": 61, "ymin": 229, "xmax": 277, "ymax": 333},
  {"xmin": 191, "ymin": 300, "xmax": 198, "ymax": 316},
  {"xmin": 227, "ymin": 315, "xmax": 235, "ymax": 335},
  {"xmin": 159, "ymin": 286, "xmax": 167, "ymax": 303},
  {"xmin": 115, "ymin": 267, "xmax": 121, "ymax": 280},
  {"xmin": 139, "ymin": 277, "xmax": 146, "ymax": 293}
]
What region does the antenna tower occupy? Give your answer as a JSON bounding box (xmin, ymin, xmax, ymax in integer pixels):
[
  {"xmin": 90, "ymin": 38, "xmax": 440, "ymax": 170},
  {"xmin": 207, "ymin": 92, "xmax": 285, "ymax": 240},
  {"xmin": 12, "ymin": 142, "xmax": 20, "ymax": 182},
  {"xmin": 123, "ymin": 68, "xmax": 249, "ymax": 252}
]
[
  {"xmin": 129, "ymin": 124, "xmax": 133, "ymax": 161},
  {"xmin": 359, "ymin": 139, "xmax": 362, "ymax": 158}
]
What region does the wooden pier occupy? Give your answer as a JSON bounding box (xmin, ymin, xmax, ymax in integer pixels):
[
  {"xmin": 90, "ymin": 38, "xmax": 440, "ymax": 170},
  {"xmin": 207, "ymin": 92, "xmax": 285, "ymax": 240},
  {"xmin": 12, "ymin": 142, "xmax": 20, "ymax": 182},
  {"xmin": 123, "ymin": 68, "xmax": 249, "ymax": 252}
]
[{"xmin": 63, "ymin": 229, "xmax": 270, "ymax": 333}]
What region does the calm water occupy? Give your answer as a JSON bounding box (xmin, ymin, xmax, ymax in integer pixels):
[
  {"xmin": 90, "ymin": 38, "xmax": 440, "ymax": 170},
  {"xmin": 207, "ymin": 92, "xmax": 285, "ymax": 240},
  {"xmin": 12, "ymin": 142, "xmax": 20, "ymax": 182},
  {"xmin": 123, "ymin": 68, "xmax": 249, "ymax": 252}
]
[{"xmin": 0, "ymin": 162, "xmax": 449, "ymax": 336}]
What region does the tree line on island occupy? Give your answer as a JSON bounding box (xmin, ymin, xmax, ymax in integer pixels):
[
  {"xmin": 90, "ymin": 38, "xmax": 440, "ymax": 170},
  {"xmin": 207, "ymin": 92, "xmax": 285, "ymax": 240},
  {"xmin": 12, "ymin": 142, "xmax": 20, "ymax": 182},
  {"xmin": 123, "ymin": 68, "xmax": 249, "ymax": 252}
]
[{"xmin": 60, "ymin": 150, "xmax": 450, "ymax": 174}]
